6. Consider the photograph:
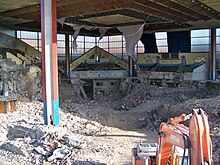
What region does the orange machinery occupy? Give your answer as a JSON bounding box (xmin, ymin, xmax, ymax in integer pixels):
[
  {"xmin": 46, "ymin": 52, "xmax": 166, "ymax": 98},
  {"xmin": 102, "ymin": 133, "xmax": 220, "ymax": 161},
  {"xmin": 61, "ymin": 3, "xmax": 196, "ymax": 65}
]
[{"xmin": 132, "ymin": 108, "xmax": 212, "ymax": 165}]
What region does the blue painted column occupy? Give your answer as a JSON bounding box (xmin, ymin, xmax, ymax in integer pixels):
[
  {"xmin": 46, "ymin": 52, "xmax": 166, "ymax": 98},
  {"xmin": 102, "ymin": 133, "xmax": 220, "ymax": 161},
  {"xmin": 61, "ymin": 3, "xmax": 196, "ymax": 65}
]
[
  {"xmin": 41, "ymin": 0, "xmax": 60, "ymax": 126},
  {"xmin": 210, "ymin": 28, "xmax": 216, "ymax": 80}
]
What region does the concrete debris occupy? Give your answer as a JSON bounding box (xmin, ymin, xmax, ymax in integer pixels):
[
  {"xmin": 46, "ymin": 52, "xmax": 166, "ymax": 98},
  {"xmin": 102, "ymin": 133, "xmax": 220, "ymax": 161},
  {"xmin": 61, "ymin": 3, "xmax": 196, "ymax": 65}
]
[
  {"xmin": 0, "ymin": 142, "xmax": 27, "ymax": 156},
  {"xmin": 34, "ymin": 146, "xmax": 52, "ymax": 156},
  {"xmin": 7, "ymin": 125, "xmax": 44, "ymax": 140},
  {"xmin": 1, "ymin": 80, "xmax": 220, "ymax": 164},
  {"xmin": 47, "ymin": 147, "xmax": 70, "ymax": 161}
]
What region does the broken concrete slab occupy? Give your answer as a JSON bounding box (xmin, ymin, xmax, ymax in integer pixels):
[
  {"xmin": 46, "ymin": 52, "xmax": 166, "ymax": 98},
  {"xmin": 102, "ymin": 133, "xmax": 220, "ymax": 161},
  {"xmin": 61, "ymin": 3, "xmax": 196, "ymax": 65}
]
[
  {"xmin": 7, "ymin": 125, "xmax": 44, "ymax": 140},
  {"xmin": 0, "ymin": 142, "xmax": 27, "ymax": 156}
]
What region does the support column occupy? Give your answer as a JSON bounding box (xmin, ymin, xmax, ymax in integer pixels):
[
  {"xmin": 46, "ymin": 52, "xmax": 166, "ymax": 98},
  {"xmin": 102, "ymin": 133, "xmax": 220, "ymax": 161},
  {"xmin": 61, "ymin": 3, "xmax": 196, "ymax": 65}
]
[
  {"xmin": 210, "ymin": 28, "xmax": 216, "ymax": 80},
  {"xmin": 129, "ymin": 57, "xmax": 133, "ymax": 77},
  {"xmin": 65, "ymin": 34, "xmax": 70, "ymax": 77},
  {"xmin": 41, "ymin": 0, "xmax": 60, "ymax": 126}
]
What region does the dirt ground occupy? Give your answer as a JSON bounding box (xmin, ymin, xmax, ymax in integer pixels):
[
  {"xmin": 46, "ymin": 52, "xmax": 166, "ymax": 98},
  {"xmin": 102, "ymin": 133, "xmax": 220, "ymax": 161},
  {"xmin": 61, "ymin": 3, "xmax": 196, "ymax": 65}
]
[{"xmin": 0, "ymin": 79, "xmax": 220, "ymax": 164}]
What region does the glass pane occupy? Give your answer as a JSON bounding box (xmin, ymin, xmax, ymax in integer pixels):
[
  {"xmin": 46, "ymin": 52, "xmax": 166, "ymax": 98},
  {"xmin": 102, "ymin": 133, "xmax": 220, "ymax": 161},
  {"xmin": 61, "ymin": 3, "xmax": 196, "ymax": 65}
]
[
  {"xmin": 156, "ymin": 32, "xmax": 167, "ymax": 39},
  {"xmin": 191, "ymin": 45, "xmax": 210, "ymax": 52},
  {"xmin": 158, "ymin": 47, "xmax": 168, "ymax": 53},
  {"xmin": 75, "ymin": 48, "xmax": 84, "ymax": 55},
  {"xmin": 85, "ymin": 42, "xmax": 95, "ymax": 49},
  {"xmin": 17, "ymin": 31, "xmax": 21, "ymax": 38},
  {"xmin": 57, "ymin": 48, "xmax": 65, "ymax": 54},
  {"xmin": 137, "ymin": 46, "xmax": 144, "ymax": 53},
  {"xmin": 99, "ymin": 42, "xmax": 108, "ymax": 48},
  {"xmin": 137, "ymin": 40, "xmax": 144, "ymax": 47},
  {"xmin": 191, "ymin": 29, "xmax": 210, "ymax": 37},
  {"xmin": 123, "ymin": 47, "xmax": 126, "ymax": 54},
  {"xmin": 109, "ymin": 35, "xmax": 122, "ymax": 42},
  {"xmin": 21, "ymin": 31, "xmax": 37, "ymax": 39},
  {"xmin": 191, "ymin": 37, "xmax": 210, "ymax": 45},
  {"xmin": 77, "ymin": 42, "xmax": 84, "ymax": 48},
  {"xmin": 217, "ymin": 28, "xmax": 220, "ymax": 36},
  {"xmin": 109, "ymin": 41, "xmax": 122, "ymax": 48},
  {"xmin": 99, "ymin": 36, "xmax": 108, "ymax": 42},
  {"xmin": 217, "ymin": 37, "xmax": 220, "ymax": 44},
  {"xmin": 85, "ymin": 36, "xmax": 95, "ymax": 42},
  {"xmin": 57, "ymin": 34, "xmax": 65, "ymax": 41},
  {"xmin": 76, "ymin": 36, "xmax": 84, "ymax": 41},
  {"xmin": 109, "ymin": 48, "xmax": 122, "ymax": 54},
  {"xmin": 216, "ymin": 44, "xmax": 220, "ymax": 52},
  {"xmin": 156, "ymin": 39, "xmax": 168, "ymax": 46},
  {"xmin": 57, "ymin": 41, "xmax": 65, "ymax": 48}
]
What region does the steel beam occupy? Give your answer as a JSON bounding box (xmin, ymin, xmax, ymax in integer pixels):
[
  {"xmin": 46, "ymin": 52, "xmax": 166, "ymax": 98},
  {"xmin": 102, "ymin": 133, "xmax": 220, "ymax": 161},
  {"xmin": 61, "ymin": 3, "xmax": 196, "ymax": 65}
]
[
  {"xmin": 41, "ymin": 0, "xmax": 60, "ymax": 126},
  {"xmin": 65, "ymin": 34, "xmax": 70, "ymax": 77},
  {"xmin": 210, "ymin": 28, "xmax": 216, "ymax": 80}
]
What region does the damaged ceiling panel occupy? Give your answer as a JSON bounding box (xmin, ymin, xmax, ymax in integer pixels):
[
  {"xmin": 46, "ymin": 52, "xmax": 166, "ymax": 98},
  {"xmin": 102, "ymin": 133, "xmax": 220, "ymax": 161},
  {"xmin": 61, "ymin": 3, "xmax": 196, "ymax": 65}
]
[{"xmin": 65, "ymin": 9, "xmax": 172, "ymax": 27}]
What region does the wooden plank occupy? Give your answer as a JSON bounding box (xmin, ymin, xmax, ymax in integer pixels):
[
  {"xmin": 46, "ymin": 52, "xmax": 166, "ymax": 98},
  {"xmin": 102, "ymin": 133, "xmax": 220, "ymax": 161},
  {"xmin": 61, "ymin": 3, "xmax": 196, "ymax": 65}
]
[
  {"xmin": 155, "ymin": 0, "xmax": 210, "ymax": 21},
  {"xmin": 134, "ymin": 0, "xmax": 198, "ymax": 22}
]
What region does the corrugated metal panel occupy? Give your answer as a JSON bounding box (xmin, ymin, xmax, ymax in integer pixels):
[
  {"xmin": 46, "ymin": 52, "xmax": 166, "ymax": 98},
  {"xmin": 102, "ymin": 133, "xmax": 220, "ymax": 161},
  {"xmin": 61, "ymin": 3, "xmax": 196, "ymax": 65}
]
[{"xmin": 0, "ymin": 24, "xmax": 15, "ymax": 37}]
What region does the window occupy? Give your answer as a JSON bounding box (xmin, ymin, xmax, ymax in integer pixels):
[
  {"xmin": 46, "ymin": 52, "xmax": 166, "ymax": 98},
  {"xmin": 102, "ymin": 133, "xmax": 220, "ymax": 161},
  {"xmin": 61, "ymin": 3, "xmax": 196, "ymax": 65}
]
[
  {"xmin": 57, "ymin": 34, "xmax": 65, "ymax": 56},
  {"xmin": 216, "ymin": 28, "xmax": 220, "ymax": 70},
  {"xmin": 156, "ymin": 32, "xmax": 168, "ymax": 53},
  {"xmin": 191, "ymin": 29, "xmax": 210, "ymax": 52},
  {"xmin": 17, "ymin": 30, "xmax": 39, "ymax": 50}
]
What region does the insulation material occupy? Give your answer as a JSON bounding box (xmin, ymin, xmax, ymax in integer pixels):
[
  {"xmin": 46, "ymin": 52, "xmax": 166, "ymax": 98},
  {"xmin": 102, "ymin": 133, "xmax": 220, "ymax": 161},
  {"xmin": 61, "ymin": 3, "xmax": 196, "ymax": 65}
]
[
  {"xmin": 70, "ymin": 24, "xmax": 97, "ymax": 52},
  {"xmin": 72, "ymin": 25, "xmax": 82, "ymax": 53},
  {"xmin": 98, "ymin": 27, "xmax": 112, "ymax": 41},
  {"xmin": 118, "ymin": 24, "xmax": 144, "ymax": 60},
  {"xmin": 57, "ymin": 18, "xmax": 66, "ymax": 28}
]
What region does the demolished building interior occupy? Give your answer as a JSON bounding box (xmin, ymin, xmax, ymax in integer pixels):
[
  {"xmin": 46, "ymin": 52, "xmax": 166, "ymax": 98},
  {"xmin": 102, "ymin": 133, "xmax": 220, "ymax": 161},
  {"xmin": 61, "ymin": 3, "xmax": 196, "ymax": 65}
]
[{"xmin": 0, "ymin": 0, "xmax": 220, "ymax": 164}]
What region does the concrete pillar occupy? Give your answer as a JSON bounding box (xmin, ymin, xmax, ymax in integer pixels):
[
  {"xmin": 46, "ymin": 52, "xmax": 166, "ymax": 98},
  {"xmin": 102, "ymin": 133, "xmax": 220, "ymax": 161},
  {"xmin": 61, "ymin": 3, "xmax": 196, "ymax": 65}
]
[
  {"xmin": 210, "ymin": 28, "xmax": 216, "ymax": 80},
  {"xmin": 41, "ymin": 0, "xmax": 60, "ymax": 126},
  {"xmin": 65, "ymin": 34, "xmax": 70, "ymax": 77}
]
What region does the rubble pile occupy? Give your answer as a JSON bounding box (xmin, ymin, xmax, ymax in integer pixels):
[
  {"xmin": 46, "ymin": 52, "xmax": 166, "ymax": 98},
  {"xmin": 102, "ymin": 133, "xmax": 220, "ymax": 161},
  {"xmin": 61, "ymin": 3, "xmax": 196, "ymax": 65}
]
[
  {"xmin": 114, "ymin": 81, "xmax": 207, "ymax": 111},
  {"xmin": 1, "ymin": 80, "xmax": 220, "ymax": 164},
  {"xmin": 0, "ymin": 101, "xmax": 112, "ymax": 165},
  {"xmin": 113, "ymin": 81, "xmax": 220, "ymax": 164}
]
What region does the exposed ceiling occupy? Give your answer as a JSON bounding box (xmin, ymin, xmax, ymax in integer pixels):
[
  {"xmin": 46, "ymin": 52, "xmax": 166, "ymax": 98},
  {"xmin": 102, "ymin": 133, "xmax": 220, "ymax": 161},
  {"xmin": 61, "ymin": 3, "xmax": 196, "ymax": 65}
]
[
  {"xmin": 0, "ymin": 0, "xmax": 39, "ymax": 12},
  {"xmin": 0, "ymin": 0, "xmax": 220, "ymax": 36}
]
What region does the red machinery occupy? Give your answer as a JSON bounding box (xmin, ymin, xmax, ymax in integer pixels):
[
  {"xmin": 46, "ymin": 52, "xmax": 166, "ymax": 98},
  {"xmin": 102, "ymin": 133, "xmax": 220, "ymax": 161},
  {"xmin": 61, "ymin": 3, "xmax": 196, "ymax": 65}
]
[{"xmin": 132, "ymin": 108, "xmax": 212, "ymax": 165}]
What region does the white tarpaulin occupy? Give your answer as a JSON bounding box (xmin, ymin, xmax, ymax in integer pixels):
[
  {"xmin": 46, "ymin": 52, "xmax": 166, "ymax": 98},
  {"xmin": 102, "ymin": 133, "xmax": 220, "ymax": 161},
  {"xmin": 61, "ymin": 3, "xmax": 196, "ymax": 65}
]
[
  {"xmin": 57, "ymin": 18, "xmax": 144, "ymax": 56},
  {"xmin": 98, "ymin": 27, "xmax": 112, "ymax": 41},
  {"xmin": 118, "ymin": 24, "xmax": 145, "ymax": 60},
  {"xmin": 57, "ymin": 19, "xmax": 112, "ymax": 52}
]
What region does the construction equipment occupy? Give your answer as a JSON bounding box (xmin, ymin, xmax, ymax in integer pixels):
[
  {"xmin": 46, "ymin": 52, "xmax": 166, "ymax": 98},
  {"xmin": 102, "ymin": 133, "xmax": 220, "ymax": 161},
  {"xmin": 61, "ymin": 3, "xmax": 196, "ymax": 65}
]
[{"xmin": 132, "ymin": 108, "xmax": 212, "ymax": 165}]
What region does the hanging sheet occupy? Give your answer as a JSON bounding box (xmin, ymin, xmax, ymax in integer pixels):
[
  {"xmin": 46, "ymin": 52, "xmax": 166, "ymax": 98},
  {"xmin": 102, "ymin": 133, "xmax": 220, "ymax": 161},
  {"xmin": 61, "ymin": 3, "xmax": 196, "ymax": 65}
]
[{"xmin": 118, "ymin": 23, "xmax": 144, "ymax": 60}]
